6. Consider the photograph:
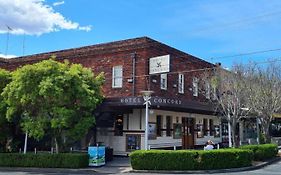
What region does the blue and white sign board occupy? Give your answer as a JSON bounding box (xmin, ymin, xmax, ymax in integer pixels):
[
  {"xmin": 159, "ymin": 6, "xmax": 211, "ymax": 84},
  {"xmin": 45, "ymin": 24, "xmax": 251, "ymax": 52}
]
[{"xmin": 88, "ymin": 146, "xmax": 105, "ymax": 166}]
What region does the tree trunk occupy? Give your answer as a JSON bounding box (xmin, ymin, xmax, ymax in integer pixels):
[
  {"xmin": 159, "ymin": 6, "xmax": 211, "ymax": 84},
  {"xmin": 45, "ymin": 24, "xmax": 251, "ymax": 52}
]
[
  {"xmin": 231, "ymin": 122, "xmax": 237, "ymax": 147},
  {"xmin": 54, "ymin": 137, "xmax": 60, "ymax": 154},
  {"xmin": 264, "ymin": 124, "xmax": 271, "ymax": 143},
  {"xmin": 261, "ymin": 120, "xmax": 271, "ymax": 144}
]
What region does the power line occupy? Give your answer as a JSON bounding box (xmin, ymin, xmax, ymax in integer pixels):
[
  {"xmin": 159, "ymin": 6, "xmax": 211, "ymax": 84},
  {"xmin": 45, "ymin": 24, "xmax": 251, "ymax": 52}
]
[
  {"xmin": 102, "ymin": 57, "xmax": 281, "ymax": 82},
  {"xmin": 193, "ymin": 10, "xmax": 281, "ymax": 34},
  {"xmin": 209, "ymin": 48, "xmax": 281, "ymax": 60}
]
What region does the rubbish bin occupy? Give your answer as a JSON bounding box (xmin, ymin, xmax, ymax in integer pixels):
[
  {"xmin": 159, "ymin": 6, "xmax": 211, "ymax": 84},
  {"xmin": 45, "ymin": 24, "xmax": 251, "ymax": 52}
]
[{"xmin": 88, "ymin": 146, "xmax": 105, "ymax": 166}]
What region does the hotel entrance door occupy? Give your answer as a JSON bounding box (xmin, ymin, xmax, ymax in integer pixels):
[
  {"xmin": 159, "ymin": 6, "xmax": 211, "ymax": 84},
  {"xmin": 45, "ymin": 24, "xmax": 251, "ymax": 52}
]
[{"xmin": 182, "ymin": 117, "xmax": 194, "ymax": 149}]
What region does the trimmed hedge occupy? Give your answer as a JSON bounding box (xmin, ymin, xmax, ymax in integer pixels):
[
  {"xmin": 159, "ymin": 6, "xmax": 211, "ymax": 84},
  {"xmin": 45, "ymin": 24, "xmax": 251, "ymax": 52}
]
[
  {"xmin": 130, "ymin": 149, "xmax": 253, "ymax": 170},
  {"xmin": 0, "ymin": 153, "xmax": 89, "ymax": 168},
  {"xmin": 239, "ymin": 144, "xmax": 278, "ymax": 161}
]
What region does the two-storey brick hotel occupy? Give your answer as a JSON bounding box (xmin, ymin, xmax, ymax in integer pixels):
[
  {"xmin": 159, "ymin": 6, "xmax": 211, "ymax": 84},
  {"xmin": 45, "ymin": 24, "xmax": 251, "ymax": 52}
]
[{"xmin": 0, "ymin": 37, "xmax": 223, "ymax": 155}]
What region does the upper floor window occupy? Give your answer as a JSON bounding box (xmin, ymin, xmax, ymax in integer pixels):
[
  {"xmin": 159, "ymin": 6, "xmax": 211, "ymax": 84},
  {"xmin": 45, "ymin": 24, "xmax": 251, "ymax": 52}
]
[
  {"xmin": 160, "ymin": 74, "xmax": 167, "ymax": 90},
  {"xmin": 112, "ymin": 66, "xmax": 123, "ymax": 88},
  {"xmin": 212, "ymin": 87, "xmax": 217, "ymax": 100},
  {"xmin": 193, "ymin": 77, "xmax": 199, "ymax": 97},
  {"xmin": 178, "ymin": 73, "xmax": 184, "ymax": 94},
  {"xmin": 205, "ymin": 82, "xmax": 210, "ymax": 99}
]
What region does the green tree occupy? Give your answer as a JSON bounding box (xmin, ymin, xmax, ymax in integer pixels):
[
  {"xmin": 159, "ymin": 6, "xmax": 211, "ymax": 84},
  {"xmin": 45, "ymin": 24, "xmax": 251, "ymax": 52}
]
[
  {"xmin": 2, "ymin": 59, "xmax": 104, "ymax": 153},
  {"xmin": 0, "ymin": 68, "xmax": 12, "ymax": 151}
]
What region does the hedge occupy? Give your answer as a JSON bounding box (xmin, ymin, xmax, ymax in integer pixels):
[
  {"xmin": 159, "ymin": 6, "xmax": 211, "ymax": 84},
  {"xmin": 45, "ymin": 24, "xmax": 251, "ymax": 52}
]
[
  {"xmin": 239, "ymin": 144, "xmax": 278, "ymax": 161},
  {"xmin": 130, "ymin": 149, "xmax": 253, "ymax": 170},
  {"xmin": 0, "ymin": 153, "xmax": 89, "ymax": 168}
]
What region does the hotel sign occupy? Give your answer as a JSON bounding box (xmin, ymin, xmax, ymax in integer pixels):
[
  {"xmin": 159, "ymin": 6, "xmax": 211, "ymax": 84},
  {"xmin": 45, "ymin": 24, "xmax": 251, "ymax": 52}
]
[
  {"xmin": 120, "ymin": 97, "xmax": 182, "ymax": 106},
  {"xmin": 149, "ymin": 55, "xmax": 170, "ymax": 74}
]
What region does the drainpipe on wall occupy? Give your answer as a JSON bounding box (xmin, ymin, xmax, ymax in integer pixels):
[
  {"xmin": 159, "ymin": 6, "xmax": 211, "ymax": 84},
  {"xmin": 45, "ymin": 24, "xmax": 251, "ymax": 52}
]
[{"xmin": 131, "ymin": 52, "xmax": 136, "ymax": 96}]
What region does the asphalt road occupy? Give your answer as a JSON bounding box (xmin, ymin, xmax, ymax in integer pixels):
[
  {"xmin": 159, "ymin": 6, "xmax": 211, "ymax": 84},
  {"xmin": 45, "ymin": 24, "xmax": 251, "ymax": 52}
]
[{"xmin": 0, "ymin": 160, "xmax": 280, "ymax": 175}]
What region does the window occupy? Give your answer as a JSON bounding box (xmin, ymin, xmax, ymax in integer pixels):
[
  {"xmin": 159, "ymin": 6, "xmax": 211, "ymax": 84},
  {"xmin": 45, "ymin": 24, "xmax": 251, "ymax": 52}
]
[
  {"xmin": 126, "ymin": 134, "xmax": 141, "ymax": 152},
  {"xmin": 112, "ymin": 66, "xmax": 123, "ymax": 88},
  {"xmin": 209, "ymin": 119, "xmax": 214, "ymax": 136},
  {"xmin": 160, "ymin": 74, "xmax": 167, "ymax": 90},
  {"xmin": 203, "ymin": 118, "xmax": 208, "ymax": 136},
  {"xmin": 178, "ymin": 73, "xmax": 184, "ymax": 94},
  {"xmin": 205, "ymin": 82, "xmax": 210, "ymax": 99},
  {"xmin": 114, "ymin": 115, "xmax": 123, "ymax": 136},
  {"xmin": 156, "ymin": 115, "xmax": 162, "ymax": 136},
  {"xmin": 193, "ymin": 77, "xmax": 199, "ymax": 96},
  {"xmin": 166, "ymin": 116, "xmax": 172, "ymax": 136}
]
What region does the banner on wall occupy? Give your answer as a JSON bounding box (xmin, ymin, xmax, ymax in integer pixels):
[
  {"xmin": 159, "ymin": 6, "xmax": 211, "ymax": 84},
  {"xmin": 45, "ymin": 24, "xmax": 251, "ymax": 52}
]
[{"xmin": 88, "ymin": 146, "xmax": 105, "ymax": 166}]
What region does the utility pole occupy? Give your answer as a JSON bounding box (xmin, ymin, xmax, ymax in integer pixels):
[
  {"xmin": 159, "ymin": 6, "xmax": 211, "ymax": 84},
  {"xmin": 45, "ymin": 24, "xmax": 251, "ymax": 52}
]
[{"xmin": 5, "ymin": 25, "xmax": 12, "ymax": 56}]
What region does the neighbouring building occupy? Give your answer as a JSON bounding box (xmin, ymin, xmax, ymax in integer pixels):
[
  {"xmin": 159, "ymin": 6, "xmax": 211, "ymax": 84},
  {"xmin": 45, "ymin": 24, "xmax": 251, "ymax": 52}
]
[{"xmin": 0, "ymin": 37, "xmax": 224, "ymax": 155}]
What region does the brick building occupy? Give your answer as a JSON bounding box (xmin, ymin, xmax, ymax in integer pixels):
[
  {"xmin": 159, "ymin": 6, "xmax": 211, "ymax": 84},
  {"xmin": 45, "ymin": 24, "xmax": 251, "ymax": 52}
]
[{"xmin": 0, "ymin": 37, "xmax": 223, "ymax": 155}]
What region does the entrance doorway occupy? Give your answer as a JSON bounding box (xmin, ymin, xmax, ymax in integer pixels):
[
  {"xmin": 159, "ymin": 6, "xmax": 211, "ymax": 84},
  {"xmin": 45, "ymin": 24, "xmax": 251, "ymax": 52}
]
[{"xmin": 182, "ymin": 117, "xmax": 194, "ymax": 149}]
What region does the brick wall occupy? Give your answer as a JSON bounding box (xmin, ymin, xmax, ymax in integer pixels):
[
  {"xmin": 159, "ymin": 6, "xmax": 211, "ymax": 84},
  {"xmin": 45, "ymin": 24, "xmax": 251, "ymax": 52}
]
[{"xmin": 0, "ymin": 37, "xmax": 215, "ymax": 102}]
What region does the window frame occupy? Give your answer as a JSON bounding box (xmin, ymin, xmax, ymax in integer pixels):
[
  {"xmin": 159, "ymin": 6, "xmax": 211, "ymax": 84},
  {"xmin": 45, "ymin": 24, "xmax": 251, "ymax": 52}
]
[
  {"xmin": 112, "ymin": 65, "xmax": 123, "ymax": 88},
  {"xmin": 193, "ymin": 77, "xmax": 199, "ymax": 97},
  {"xmin": 160, "ymin": 74, "xmax": 167, "ymax": 90},
  {"xmin": 205, "ymin": 82, "xmax": 211, "ymax": 99},
  {"xmin": 178, "ymin": 73, "xmax": 184, "ymax": 94}
]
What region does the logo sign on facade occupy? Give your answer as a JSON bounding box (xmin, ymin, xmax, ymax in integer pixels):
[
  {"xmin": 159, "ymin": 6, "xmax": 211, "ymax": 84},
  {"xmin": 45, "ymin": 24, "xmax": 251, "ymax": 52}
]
[
  {"xmin": 120, "ymin": 97, "xmax": 182, "ymax": 106},
  {"xmin": 149, "ymin": 55, "xmax": 170, "ymax": 74}
]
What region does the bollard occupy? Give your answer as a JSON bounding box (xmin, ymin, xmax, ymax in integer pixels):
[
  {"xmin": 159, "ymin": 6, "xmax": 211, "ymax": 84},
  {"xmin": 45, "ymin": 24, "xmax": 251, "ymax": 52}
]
[
  {"xmin": 217, "ymin": 144, "xmax": 220, "ymax": 149},
  {"xmin": 174, "ymin": 146, "xmax": 176, "ymax": 150},
  {"xmin": 70, "ymin": 147, "xmax": 73, "ymax": 152},
  {"xmin": 51, "ymin": 147, "xmax": 54, "ymax": 154},
  {"xmin": 34, "ymin": 148, "xmax": 37, "ymax": 154},
  {"xmin": 148, "ymin": 145, "xmax": 151, "ymax": 150}
]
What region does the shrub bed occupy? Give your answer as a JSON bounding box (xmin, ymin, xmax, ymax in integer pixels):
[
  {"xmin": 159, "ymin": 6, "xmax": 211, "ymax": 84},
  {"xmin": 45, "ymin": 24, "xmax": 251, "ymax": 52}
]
[
  {"xmin": 130, "ymin": 149, "xmax": 253, "ymax": 170},
  {"xmin": 0, "ymin": 153, "xmax": 89, "ymax": 168},
  {"xmin": 239, "ymin": 144, "xmax": 278, "ymax": 161}
]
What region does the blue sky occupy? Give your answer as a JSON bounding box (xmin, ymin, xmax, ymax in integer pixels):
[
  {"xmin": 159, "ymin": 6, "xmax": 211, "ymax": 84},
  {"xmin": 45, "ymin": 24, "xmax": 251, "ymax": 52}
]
[{"xmin": 1, "ymin": 0, "xmax": 281, "ymax": 68}]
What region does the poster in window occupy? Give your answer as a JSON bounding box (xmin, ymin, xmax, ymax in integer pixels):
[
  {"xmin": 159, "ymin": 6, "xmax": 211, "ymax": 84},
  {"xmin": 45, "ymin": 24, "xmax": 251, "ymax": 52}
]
[
  {"xmin": 173, "ymin": 123, "xmax": 182, "ymax": 139},
  {"xmin": 148, "ymin": 123, "xmax": 157, "ymax": 140},
  {"xmin": 214, "ymin": 125, "xmax": 220, "ymax": 137},
  {"xmin": 126, "ymin": 134, "xmax": 141, "ymax": 151},
  {"xmin": 196, "ymin": 124, "xmax": 204, "ymax": 138}
]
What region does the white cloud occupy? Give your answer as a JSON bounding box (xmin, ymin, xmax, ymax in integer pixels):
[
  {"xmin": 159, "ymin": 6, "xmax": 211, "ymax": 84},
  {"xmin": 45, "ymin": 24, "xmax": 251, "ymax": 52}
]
[
  {"xmin": 53, "ymin": 1, "xmax": 64, "ymax": 6},
  {"xmin": 0, "ymin": 53, "xmax": 17, "ymax": 59},
  {"xmin": 0, "ymin": 0, "xmax": 92, "ymax": 35},
  {"xmin": 78, "ymin": 25, "xmax": 92, "ymax": 32}
]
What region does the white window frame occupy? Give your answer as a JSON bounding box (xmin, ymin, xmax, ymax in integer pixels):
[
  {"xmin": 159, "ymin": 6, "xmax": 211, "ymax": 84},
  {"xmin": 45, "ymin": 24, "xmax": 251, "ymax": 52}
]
[
  {"xmin": 205, "ymin": 82, "xmax": 210, "ymax": 99},
  {"xmin": 178, "ymin": 73, "xmax": 184, "ymax": 94},
  {"xmin": 112, "ymin": 65, "xmax": 123, "ymax": 88},
  {"xmin": 160, "ymin": 74, "xmax": 167, "ymax": 90},
  {"xmin": 212, "ymin": 87, "xmax": 217, "ymax": 100},
  {"xmin": 193, "ymin": 77, "xmax": 199, "ymax": 97}
]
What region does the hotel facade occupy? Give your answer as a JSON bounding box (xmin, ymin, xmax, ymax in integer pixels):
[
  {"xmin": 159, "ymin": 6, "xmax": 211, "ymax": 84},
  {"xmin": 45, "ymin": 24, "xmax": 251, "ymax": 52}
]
[{"xmin": 0, "ymin": 37, "xmax": 225, "ymax": 155}]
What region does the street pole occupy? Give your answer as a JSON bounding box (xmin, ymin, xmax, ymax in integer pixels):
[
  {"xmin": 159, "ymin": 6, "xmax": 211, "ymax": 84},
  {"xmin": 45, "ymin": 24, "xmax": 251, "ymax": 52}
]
[
  {"xmin": 145, "ymin": 98, "xmax": 149, "ymax": 150},
  {"xmin": 24, "ymin": 132, "xmax": 28, "ymax": 154},
  {"xmin": 141, "ymin": 90, "xmax": 153, "ymax": 151}
]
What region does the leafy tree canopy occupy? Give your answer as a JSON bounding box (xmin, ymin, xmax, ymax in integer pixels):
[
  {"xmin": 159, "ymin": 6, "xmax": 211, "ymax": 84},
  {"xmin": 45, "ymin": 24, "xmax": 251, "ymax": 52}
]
[
  {"xmin": 0, "ymin": 68, "xmax": 11, "ymax": 150},
  {"xmin": 2, "ymin": 59, "xmax": 104, "ymax": 152}
]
